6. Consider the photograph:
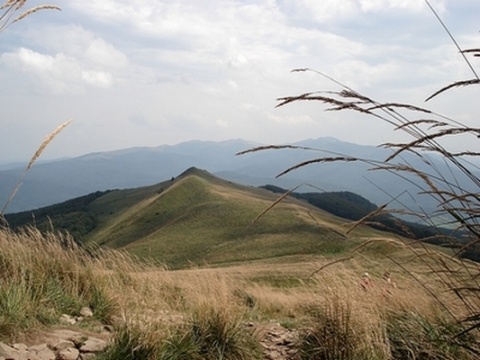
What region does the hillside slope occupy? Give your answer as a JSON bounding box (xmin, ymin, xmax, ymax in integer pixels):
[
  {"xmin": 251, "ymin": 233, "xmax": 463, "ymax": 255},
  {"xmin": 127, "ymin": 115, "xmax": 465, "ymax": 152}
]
[{"xmin": 7, "ymin": 168, "xmax": 391, "ymax": 269}]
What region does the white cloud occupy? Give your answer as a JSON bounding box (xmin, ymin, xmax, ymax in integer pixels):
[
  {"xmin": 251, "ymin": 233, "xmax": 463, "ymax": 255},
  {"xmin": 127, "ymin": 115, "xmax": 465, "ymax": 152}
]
[
  {"xmin": 360, "ymin": 0, "xmax": 424, "ymax": 12},
  {"xmin": 84, "ymin": 38, "xmax": 128, "ymax": 69},
  {"xmin": 282, "ymin": 0, "xmax": 357, "ymax": 23},
  {"xmin": 2, "ymin": 47, "xmax": 117, "ymax": 93},
  {"xmin": 81, "ymin": 70, "xmax": 113, "ymax": 88},
  {"xmin": 15, "ymin": 47, "xmax": 55, "ymax": 70},
  {"xmin": 1, "ymin": 25, "xmax": 128, "ymax": 93},
  {"xmin": 267, "ymin": 113, "xmax": 314, "ymax": 125},
  {"xmin": 0, "ymin": 0, "xmax": 476, "ymax": 161}
]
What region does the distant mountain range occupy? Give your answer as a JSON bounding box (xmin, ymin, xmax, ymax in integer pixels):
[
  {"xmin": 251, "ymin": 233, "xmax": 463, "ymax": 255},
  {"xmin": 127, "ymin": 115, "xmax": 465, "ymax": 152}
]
[{"xmin": 0, "ymin": 137, "xmax": 475, "ymax": 215}]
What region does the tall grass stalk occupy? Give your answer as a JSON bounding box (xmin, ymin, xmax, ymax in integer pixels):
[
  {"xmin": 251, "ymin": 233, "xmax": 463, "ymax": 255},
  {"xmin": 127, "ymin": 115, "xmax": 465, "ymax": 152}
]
[
  {"xmin": 0, "ymin": 2, "xmax": 63, "ymax": 220},
  {"xmin": 1, "ymin": 119, "xmax": 72, "ymax": 218},
  {"xmin": 238, "ymin": 1, "xmax": 480, "ymax": 355}
]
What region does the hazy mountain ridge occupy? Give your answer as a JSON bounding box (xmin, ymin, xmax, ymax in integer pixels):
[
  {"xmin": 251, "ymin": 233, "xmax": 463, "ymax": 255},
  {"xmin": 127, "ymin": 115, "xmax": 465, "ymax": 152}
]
[{"xmin": 0, "ymin": 137, "xmax": 473, "ymax": 214}]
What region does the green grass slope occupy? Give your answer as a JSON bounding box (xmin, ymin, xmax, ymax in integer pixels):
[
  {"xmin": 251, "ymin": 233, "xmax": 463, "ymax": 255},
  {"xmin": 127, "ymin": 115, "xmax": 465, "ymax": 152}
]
[
  {"xmin": 6, "ymin": 167, "xmax": 390, "ymax": 269},
  {"xmin": 85, "ymin": 168, "xmax": 355, "ymax": 268}
]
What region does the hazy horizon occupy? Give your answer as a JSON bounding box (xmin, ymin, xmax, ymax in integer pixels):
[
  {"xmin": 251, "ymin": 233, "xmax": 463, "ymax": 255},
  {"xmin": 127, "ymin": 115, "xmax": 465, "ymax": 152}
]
[{"xmin": 0, "ymin": 135, "xmax": 367, "ymax": 164}]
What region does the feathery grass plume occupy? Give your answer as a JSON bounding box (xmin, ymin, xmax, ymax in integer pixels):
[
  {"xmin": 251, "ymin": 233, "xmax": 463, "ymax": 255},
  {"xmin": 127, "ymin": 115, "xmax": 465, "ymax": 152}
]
[
  {"xmin": 345, "ymin": 204, "xmax": 389, "ymax": 236},
  {"xmin": 425, "ymin": 79, "xmax": 480, "ymax": 102},
  {"xmin": 276, "ymin": 156, "xmax": 358, "ymax": 178},
  {"xmin": 307, "ymin": 256, "xmax": 354, "ymax": 279},
  {"xmin": 1, "ymin": 119, "xmax": 72, "ymax": 216},
  {"xmin": 27, "ymin": 119, "xmax": 72, "ymax": 170},
  {"xmin": 249, "ymin": 184, "xmax": 303, "ymax": 226},
  {"xmin": 236, "ymin": 143, "xmax": 315, "ymax": 156},
  {"xmin": 0, "ymin": 1, "xmax": 60, "ymax": 32},
  {"xmin": 13, "ymin": 4, "xmax": 60, "ymax": 23},
  {"xmin": 461, "ymin": 48, "xmax": 480, "ymax": 58}
]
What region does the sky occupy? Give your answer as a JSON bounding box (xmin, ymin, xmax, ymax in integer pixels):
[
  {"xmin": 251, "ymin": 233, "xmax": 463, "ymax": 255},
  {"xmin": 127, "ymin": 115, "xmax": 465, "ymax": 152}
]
[{"xmin": 0, "ymin": 0, "xmax": 479, "ymax": 162}]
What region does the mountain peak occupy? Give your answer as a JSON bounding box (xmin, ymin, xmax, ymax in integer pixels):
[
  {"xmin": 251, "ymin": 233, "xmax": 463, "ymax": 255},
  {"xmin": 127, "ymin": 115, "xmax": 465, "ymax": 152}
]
[{"xmin": 178, "ymin": 167, "xmax": 210, "ymax": 178}]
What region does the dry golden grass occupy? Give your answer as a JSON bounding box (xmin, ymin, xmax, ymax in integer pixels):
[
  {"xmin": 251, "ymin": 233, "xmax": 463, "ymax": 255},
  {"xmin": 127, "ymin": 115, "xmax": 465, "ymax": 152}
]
[
  {"xmin": 101, "ymin": 249, "xmax": 479, "ymax": 358},
  {"xmin": 106, "ymin": 249, "xmax": 460, "ymax": 323},
  {"xmin": 0, "ymin": 227, "xmax": 477, "ymax": 358}
]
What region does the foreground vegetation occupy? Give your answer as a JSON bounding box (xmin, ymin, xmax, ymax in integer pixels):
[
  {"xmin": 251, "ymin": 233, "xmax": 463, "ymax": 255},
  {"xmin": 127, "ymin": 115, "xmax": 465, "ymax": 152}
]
[{"xmin": 0, "ymin": 227, "xmax": 478, "ymax": 359}]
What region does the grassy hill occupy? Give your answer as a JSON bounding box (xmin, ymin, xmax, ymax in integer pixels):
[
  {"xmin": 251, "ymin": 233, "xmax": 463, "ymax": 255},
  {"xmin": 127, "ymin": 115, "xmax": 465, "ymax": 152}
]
[{"xmin": 6, "ymin": 167, "xmax": 400, "ymax": 269}]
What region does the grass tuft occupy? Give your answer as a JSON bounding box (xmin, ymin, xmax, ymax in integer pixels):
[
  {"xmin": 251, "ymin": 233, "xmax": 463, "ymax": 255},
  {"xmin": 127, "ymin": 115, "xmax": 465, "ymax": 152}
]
[
  {"xmin": 0, "ymin": 227, "xmax": 139, "ymax": 339},
  {"xmin": 299, "ymin": 300, "xmax": 357, "ymax": 360},
  {"xmin": 387, "ymin": 311, "xmax": 477, "ymax": 360},
  {"xmin": 98, "ymin": 324, "xmax": 158, "ymax": 360}
]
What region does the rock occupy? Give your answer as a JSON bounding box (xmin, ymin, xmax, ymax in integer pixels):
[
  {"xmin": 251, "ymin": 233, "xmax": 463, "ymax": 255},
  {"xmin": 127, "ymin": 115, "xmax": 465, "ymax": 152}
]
[
  {"xmin": 27, "ymin": 344, "xmax": 55, "ymax": 360},
  {"xmin": 51, "ymin": 340, "xmax": 76, "ymax": 352},
  {"xmin": 79, "ymin": 338, "xmax": 107, "ymax": 353},
  {"xmin": 80, "ymin": 307, "xmax": 93, "ymax": 318},
  {"xmin": 47, "ymin": 329, "xmax": 87, "ymax": 347},
  {"xmin": 266, "ymin": 349, "xmax": 283, "ymax": 360},
  {"xmin": 57, "ymin": 347, "xmax": 79, "ymax": 360},
  {"xmin": 0, "ymin": 342, "xmax": 19, "ymax": 359},
  {"xmin": 79, "ymin": 353, "xmax": 96, "ymax": 360},
  {"xmin": 11, "ymin": 344, "xmax": 28, "ymax": 352},
  {"xmin": 59, "ymin": 315, "xmax": 76, "ymax": 325},
  {"xmin": 0, "ymin": 318, "xmax": 114, "ymax": 360},
  {"xmin": 26, "ymin": 344, "xmax": 47, "ymax": 352},
  {"xmin": 256, "ymin": 323, "xmax": 299, "ymax": 360}
]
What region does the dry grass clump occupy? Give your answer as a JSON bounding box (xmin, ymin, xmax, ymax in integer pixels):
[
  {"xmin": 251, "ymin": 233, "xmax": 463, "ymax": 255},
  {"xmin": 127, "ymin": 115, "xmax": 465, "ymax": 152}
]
[
  {"xmin": 99, "ymin": 269, "xmax": 262, "ymax": 360},
  {"xmin": 99, "ymin": 305, "xmax": 262, "ymax": 360},
  {"xmin": 0, "ymin": 227, "xmax": 148, "ymax": 339}
]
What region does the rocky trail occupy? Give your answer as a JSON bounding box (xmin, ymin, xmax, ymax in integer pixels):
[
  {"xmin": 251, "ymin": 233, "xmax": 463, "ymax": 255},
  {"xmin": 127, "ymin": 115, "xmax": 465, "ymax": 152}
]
[
  {"xmin": 0, "ymin": 308, "xmax": 301, "ymax": 360},
  {"xmin": 0, "ymin": 328, "xmax": 110, "ymax": 360},
  {"xmin": 255, "ymin": 322, "xmax": 300, "ymax": 360}
]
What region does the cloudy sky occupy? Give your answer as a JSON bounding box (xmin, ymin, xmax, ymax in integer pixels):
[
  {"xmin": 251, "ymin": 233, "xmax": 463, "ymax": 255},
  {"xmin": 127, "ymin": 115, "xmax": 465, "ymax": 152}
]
[{"xmin": 0, "ymin": 0, "xmax": 478, "ymax": 162}]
